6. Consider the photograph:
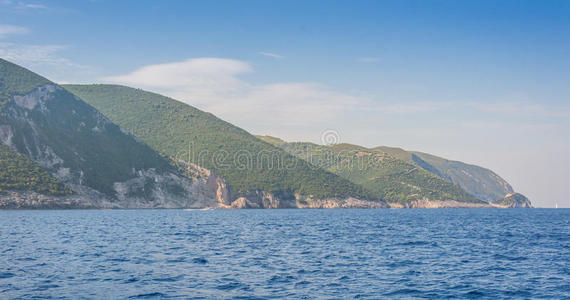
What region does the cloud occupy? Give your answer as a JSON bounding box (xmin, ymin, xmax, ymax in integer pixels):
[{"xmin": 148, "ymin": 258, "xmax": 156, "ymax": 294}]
[
  {"xmin": 0, "ymin": 25, "xmax": 29, "ymax": 38},
  {"xmin": 20, "ymin": 3, "xmax": 46, "ymax": 9},
  {"xmin": 0, "ymin": 43, "xmax": 76, "ymax": 66},
  {"xmin": 0, "ymin": 42, "xmax": 94, "ymax": 83},
  {"xmin": 22, "ymin": 3, "xmax": 47, "ymax": 9},
  {"xmin": 101, "ymin": 57, "xmax": 570, "ymax": 149},
  {"xmin": 1, "ymin": 1, "xmax": 47, "ymax": 9},
  {"xmin": 259, "ymin": 52, "xmax": 284, "ymax": 59},
  {"xmin": 104, "ymin": 58, "xmax": 251, "ymax": 88},
  {"xmin": 101, "ymin": 58, "xmax": 477, "ymax": 129},
  {"xmin": 103, "ymin": 58, "xmax": 365, "ymax": 127},
  {"xmin": 358, "ymin": 57, "xmax": 381, "ymax": 63}
]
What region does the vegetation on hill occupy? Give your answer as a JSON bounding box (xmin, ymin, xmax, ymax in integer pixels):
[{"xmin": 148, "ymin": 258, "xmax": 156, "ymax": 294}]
[
  {"xmin": 0, "ymin": 144, "xmax": 71, "ymax": 195},
  {"xmin": 63, "ymin": 84, "xmax": 378, "ymax": 200},
  {"xmin": 259, "ymin": 137, "xmax": 482, "ymax": 204},
  {"xmin": 409, "ymin": 152, "xmax": 514, "ymax": 202},
  {"xmin": 0, "ymin": 59, "xmax": 185, "ymax": 198},
  {"xmin": 371, "ymin": 144, "xmax": 514, "ymax": 202}
]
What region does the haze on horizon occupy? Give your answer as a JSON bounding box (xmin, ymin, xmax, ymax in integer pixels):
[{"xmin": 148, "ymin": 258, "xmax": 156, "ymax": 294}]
[{"xmin": 1, "ymin": 0, "xmax": 568, "ymax": 207}]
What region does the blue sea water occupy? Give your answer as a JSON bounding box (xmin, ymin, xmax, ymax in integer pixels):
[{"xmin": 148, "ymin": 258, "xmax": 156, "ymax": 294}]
[{"xmin": 0, "ymin": 209, "xmax": 568, "ymax": 299}]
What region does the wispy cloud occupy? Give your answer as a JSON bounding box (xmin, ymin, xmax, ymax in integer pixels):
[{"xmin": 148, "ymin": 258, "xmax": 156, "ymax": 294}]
[
  {"xmin": 258, "ymin": 52, "xmax": 284, "ymax": 59},
  {"xmin": 0, "ymin": 43, "xmax": 75, "ymax": 66},
  {"xmin": 0, "ymin": 24, "xmax": 29, "ymax": 38},
  {"xmin": 358, "ymin": 57, "xmax": 381, "ymax": 63},
  {"xmin": 103, "ymin": 58, "xmax": 364, "ymax": 127},
  {"xmin": 0, "ymin": 42, "xmax": 95, "ymax": 83},
  {"xmin": 1, "ymin": 1, "xmax": 47, "ymax": 9},
  {"xmin": 20, "ymin": 3, "xmax": 46, "ymax": 9},
  {"xmin": 103, "ymin": 57, "xmax": 518, "ymax": 129},
  {"xmin": 104, "ymin": 58, "xmax": 251, "ymax": 93}
]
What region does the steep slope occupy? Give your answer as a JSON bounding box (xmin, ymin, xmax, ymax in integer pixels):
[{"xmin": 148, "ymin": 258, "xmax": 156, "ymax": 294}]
[
  {"xmin": 0, "ymin": 58, "xmax": 220, "ymax": 208},
  {"xmin": 257, "ymin": 137, "xmax": 483, "ymax": 206},
  {"xmin": 371, "ymin": 146, "xmax": 515, "ymax": 202},
  {"xmin": 63, "ymin": 84, "xmax": 385, "ymax": 208},
  {"xmin": 410, "ymin": 152, "xmax": 514, "ymax": 202}
]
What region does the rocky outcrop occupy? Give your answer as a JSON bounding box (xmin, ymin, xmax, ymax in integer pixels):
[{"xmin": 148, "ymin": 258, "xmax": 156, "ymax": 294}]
[
  {"xmin": 387, "ymin": 198, "xmax": 492, "ymax": 208},
  {"xmin": 296, "ymin": 196, "xmax": 388, "ymax": 208},
  {"xmin": 112, "ymin": 169, "xmax": 220, "ymax": 209},
  {"xmin": 0, "ymin": 190, "xmax": 97, "ymax": 209},
  {"xmin": 385, "ymin": 194, "xmax": 533, "ymax": 208},
  {"xmin": 225, "ymin": 191, "xmax": 388, "ymax": 209},
  {"xmin": 495, "ymin": 193, "xmax": 533, "ymax": 208},
  {"xmin": 228, "ymin": 191, "xmax": 297, "ymax": 208}
]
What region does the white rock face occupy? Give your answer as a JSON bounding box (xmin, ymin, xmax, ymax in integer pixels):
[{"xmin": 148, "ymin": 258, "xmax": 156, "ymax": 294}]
[
  {"xmin": 13, "ymin": 84, "xmax": 59, "ymax": 111},
  {"xmin": 111, "ymin": 167, "xmax": 233, "ymax": 209},
  {"xmin": 0, "ymin": 125, "xmax": 13, "ymax": 147}
]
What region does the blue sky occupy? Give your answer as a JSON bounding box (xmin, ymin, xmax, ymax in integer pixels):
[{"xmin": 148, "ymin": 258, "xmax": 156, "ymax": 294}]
[{"xmin": 1, "ymin": 0, "xmax": 569, "ymax": 207}]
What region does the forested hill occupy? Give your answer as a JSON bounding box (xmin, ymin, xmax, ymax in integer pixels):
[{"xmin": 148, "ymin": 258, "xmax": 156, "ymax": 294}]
[
  {"xmin": 257, "ymin": 138, "xmax": 482, "ymax": 205},
  {"xmin": 64, "ymin": 84, "xmax": 380, "ymax": 201}
]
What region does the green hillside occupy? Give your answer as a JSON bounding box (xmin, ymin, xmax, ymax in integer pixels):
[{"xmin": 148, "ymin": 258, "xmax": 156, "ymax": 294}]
[
  {"xmin": 0, "ymin": 59, "xmax": 190, "ymax": 200},
  {"xmin": 409, "ymin": 152, "xmax": 514, "ymax": 202},
  {"xmin": 370, "ymin": 145, "xmax": 513, "ymax": 202},
  {"xmin": 63, "ymin": 84, "xmax": 378, "ymax": 200},
  {"xmin": 258, "ymin": 138, "xmax": 482, "ymax": 204},
  {"xmin": 0, "ymin": 144, "xmax": 71, "ymax": 195}
]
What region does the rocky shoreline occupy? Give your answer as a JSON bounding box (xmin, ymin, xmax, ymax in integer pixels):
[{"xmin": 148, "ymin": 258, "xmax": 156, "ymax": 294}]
[{"xmin": 1, "ymin": 189, "xmax": 532, "ymax": 209}]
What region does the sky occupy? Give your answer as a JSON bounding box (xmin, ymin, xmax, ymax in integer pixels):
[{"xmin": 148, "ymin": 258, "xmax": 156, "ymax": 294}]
[{"xmin": 1, "ymin": 0, "xmax": 569, "ymax": 207}]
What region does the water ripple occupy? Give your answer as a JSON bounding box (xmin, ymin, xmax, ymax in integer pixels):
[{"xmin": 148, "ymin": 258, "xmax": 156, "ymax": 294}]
[{"xmin": 0, "ymin": 208, "xmax": 568, "ymax": 298}]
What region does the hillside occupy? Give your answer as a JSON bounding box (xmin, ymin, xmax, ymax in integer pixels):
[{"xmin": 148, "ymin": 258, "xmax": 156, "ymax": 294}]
[
  {"xmin": 496, "ymin": 193, "xmax": 532, "ymax": 208},
  {"xmin": 409, "ymin": 152, "xmax": 514, "ymax": 202},
  {"xmin": 370, "ymin": 146, "xmax": 514, "ymax": 202},
  {"xmin": 0, "ymin": 58, "xmax": 220, "ymax": 208},
  {"xmin": 257, "ymin": 137, "xmax": 482, "ymax": 205},
  {"xmin": 63, "ymin": 84, "xmax": 382, "ymax": 205},
  {"xmin": 0, "ymin": 144, "xmax": 71, "ymax": 195}
]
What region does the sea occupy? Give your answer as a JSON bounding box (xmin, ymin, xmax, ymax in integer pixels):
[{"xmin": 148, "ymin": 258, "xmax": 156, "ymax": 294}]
[{"xmin": 0, "ymin": 208, "xmax": 568, "ymax": 299}]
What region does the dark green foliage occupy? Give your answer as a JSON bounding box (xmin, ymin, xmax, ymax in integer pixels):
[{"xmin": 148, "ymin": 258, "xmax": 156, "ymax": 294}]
[
  {"xmin": 260, "ymin": 138, "xmax": 483, "ymax": 204},
  {"xmin": 64, "ymin": 84, "xmax": 377, "ymax": 200},
  {"xmin": 0, "ymin": 144, "xmax": 71, "ymax": 195}
]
